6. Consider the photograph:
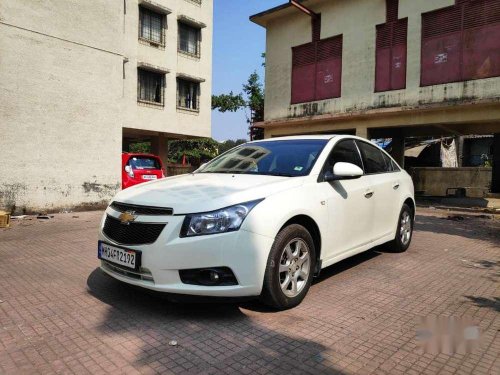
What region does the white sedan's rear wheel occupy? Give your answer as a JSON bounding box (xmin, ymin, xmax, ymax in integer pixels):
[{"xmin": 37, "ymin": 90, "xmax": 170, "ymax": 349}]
[
  {"xmin": 261, "ymin": 224, "xmax": 316, "ymax": 310},
  {"xmin": 387, "ymin": 203, "xmax": 414, "ymax": 252}
]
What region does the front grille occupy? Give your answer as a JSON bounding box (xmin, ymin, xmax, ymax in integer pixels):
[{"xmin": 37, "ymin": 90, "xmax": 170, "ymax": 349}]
[
  {"xmin": 110, "ymin": 201, "xmax": 173, "ymax": 216},
  {"xmin": 103, "ymin": 215, "xmax": 165, "ymax": 245}
]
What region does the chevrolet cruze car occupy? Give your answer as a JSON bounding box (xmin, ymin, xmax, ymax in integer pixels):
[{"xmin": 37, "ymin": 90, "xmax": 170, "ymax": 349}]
[{"xmin": 98, "ymin": 135, "xmax": 415, "ymax": 309}]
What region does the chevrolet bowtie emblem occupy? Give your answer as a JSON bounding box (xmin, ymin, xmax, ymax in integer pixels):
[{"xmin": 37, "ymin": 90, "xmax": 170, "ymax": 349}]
[{"xmin": 119, "ymin": 211, "xmax": 137, "ymax": 225}]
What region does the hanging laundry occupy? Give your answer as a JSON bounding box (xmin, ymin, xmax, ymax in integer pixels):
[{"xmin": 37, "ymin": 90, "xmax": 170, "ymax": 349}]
[{"xmin": 440, "ymin": 139, "xmax": 458, "ymax": 167}]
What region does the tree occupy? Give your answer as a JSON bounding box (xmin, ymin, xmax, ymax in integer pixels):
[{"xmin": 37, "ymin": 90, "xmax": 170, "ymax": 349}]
[
  {"xmin": 212, "ymin": 71, "xmax": 265, "ymax": 140},
  {"xmin": 167, "ymin": 138, "xmax": 219, "ymax": 166}
]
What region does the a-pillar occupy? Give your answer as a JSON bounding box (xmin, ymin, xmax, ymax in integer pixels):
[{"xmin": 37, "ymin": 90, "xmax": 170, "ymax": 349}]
[
  {"xmin": 492, "ymin": 133, "xmax": 500, "ymax": 193},
  {"xmin": 150, "ymin": 136, "xmax": 169, "ymax": 171}
]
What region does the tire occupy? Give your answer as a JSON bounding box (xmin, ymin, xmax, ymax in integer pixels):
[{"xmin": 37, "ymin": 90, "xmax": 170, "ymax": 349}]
[
  {"xmin": 387, "ymin": 203, "xmax": 414, "ymax": 253},
  {"xmin": 261, "ymin": 224, "xmax": 316, "ymax": 310}
]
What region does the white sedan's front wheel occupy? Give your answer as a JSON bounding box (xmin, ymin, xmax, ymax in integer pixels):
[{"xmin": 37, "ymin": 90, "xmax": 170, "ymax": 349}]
[{"xmin": 261, "ymin": 224, "xmax": 316, "ymax": 310}]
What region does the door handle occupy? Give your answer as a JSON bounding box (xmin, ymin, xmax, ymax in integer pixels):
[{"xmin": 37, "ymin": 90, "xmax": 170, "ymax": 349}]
[
  {"xmin": 393, "ymin": 182, "xmax": 400, "ymax": 190},
  {"xmin": 364, "ymin": 190, "xmax": 374, "ymax": 198}
]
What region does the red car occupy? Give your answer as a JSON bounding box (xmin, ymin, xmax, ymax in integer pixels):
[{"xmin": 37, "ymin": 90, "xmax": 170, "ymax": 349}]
[{"xmin": 122, "ymin": 153, "xmax": 165, "ymax": 189}]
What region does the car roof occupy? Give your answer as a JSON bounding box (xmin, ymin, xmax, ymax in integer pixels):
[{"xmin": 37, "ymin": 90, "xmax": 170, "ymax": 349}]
[{"xmin": 248, "ymin": 135, "xmax": 338, "ymax": 143}]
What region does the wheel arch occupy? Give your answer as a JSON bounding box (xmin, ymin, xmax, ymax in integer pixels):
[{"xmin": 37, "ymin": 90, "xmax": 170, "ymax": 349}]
[
  {"xmin": 403, "ymin": 196, "xmax": 416, "ymax": 218},
  {"xmin": 279, "ymin": 214, "xmax": 322, "ymax": 275}
]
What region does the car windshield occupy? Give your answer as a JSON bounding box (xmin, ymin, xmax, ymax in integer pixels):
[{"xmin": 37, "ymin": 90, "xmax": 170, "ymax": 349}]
[
  {"xmin": 197, "ymin": 139, "xmax": 328, "ymax": 177},
  {"xmin": 128, "ymin": 156, "xmax": 161, "ymax": 170}
]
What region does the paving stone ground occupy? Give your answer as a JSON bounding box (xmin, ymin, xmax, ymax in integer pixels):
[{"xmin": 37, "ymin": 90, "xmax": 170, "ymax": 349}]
[{"xmin": 0, "ymin": 209, "xmax": 498, "ymax": 374}]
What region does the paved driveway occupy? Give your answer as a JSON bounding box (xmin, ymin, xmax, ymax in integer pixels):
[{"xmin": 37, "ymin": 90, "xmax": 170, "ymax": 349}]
[{"xmin": 0, "ymin": 209, "xmax": 498, "ymax": 374}]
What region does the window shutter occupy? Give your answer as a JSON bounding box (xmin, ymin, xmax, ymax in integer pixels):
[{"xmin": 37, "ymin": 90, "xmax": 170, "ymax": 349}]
[
  {"xmin": 462, "ymin": 0, "xmax": 500, "ymax": 80},
  {"xmin": 386, "ymin": 0, "xmax": 399, "ymax": 22},
  {"xmin": 315, "ymin": 36, "xmax": 342, "ymax": 100},
  {"xmin": 421, "ymin": 0, "xmax": 500, "ymax": 86},
  {"xmin": 375, "ymin": 0, "xmax": 407, "ymax": 92},
  {"xmin": 291, "ymin": 43, "xmax": 316, "ymax": 104}
]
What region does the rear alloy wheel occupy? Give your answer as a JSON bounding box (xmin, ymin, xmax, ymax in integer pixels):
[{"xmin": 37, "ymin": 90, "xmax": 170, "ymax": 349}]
[
  {"xmin": 261, "ymin": 224, "xmax": 315, "ymax": 310},
  {"xmin": 387, "ymin": 203, "xmax": 414, "ymax": 252}
]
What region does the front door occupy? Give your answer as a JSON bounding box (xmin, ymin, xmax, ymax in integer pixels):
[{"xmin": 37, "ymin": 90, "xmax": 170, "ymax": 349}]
[{"xmin": 318, "ymin": 139, "xmax": 375, "ymax": 261}]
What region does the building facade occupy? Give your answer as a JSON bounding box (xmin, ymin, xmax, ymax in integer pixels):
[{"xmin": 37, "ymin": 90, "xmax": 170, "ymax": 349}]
[
  {"xmin": 0, "ymin": 0, "xmax": 213, "ymax": 213},
  {"xmin": 251, "ymin": 0, "xmax": 500, "ymax": 192}
]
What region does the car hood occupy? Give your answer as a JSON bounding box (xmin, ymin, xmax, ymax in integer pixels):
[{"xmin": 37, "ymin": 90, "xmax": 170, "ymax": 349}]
[{"xmin": 112, "ymin": 173, "xmax": 304, "ymax": 214}]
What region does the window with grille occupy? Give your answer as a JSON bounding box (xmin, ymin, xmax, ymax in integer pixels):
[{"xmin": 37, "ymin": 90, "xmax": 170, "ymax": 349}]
[
  {"xmin": 375, "ymin": 0, "xmax": 407, "ymax": 92},
  {"xmin": 177, "ymin": 79, "xmax": 200, "ymax": 111},
  {"xmin": 421, "ymin": 0, "xmax": 500, "ymax": 86},
  {"xmin": 291, "ymin": 35, "xmax": 342, "ymax": 104},
  {"xmin": 139, "ymin": 7, "xmax": 165, "ymax": 46},
  {"xmin": 138, "ymin": 69, "xmax": 165, "ymax": 106},
  {"xmin": 178, "ymin": 22, "xmax": 201, "ymax": 57}
]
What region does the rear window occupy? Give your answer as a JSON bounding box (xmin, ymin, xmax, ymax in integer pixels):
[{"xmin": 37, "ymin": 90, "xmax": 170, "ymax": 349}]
[{"xmin": 128, "ymin": 156, "xmax": 161, "ymax": 170}]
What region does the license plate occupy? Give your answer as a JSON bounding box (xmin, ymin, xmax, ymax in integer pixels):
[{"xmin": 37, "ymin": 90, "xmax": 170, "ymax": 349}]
[
  {"xmin": 98, "ymin": 242, "xmax": 140, "ymax": 270},
  {"xmin": 142, "ymin": 175, "xmax": 157, "ymax": 180}
]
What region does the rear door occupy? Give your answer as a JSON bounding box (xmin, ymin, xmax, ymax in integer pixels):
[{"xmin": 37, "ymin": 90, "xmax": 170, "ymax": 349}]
[
  {"xmin": 355, "ymin": 140, "xmax": 401, "ymax": 242},
  {"xmin": 319, "ymin": 139, "xmax": 375, "ymax": 259}
]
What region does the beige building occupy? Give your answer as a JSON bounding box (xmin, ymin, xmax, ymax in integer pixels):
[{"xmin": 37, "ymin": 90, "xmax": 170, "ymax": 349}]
[
  {"xmin": 0, "ymin": 0, "xmax": 213, "ymax": 213},
  {"xmin": 251, "ymin": 0, "xmax": 500, "ymax": 193}
]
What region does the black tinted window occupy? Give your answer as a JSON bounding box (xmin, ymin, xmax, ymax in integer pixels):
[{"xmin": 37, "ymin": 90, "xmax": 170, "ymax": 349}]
[
  {"xmin": 356, "ymin": 141, "xmax": 388, "ymax": 174},
  {"xmin": 326, "ymin": 140, "xmax": 363, "ymax": 170}
]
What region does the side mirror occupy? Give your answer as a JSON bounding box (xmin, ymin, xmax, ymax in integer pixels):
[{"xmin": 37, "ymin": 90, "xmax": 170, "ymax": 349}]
[
  {"xmin": 124, "ymin": 165, "xmax": 132, "ymax": 173},
  {"xmin": 324, "ymin": 162, "xmax": 364, "ymax": 182}
]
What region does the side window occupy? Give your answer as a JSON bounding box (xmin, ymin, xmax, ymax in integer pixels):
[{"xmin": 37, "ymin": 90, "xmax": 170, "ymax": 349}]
[
  {"xmin": 325, "ymin": 140, "xmax": 364, "ymax": 171},
  {"xmin": 356, "ymin": 141, "xmax": 389, "ymax": 174}
]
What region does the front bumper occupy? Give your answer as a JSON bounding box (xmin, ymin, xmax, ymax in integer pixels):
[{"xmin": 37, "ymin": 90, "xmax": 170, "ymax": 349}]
[{"xmin": 98, "ymin": 207, "xmax": 274, "ymax": 297}]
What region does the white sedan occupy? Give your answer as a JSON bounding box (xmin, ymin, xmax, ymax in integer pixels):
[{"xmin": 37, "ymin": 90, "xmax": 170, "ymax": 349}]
[{"xmin": 98, "ymin": 135, "xmax": 415, "ymax": 310}]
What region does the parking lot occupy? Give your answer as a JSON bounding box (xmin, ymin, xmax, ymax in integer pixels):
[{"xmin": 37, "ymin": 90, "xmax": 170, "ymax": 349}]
[{"xmin": 0, "ymin": 209, "xmax": 498, "ymax": 374}]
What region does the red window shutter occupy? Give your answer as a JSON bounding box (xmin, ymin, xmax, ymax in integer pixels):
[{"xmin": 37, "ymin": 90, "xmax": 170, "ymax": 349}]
[
  {"xmin": 315, "ymin": 36, "xmax": 343, "ymax": 100},
  {"xmin": 386, "ymin": 0, "xmax": 399, "ymax": 22},
  {"xmin": 312, "ymin": 15, "xmax": 321, "ymax": 42},
  {"xmin": 291, "ymin": 43, "xmax": 316, "ymax": 104},
  {"xmin": 421, "ymin": 5, "xmax": 463, "ymax": 86},
  {"xmin": 391, "ymin": 19, "xmax": 408, "ymax": 90},
  {"xmin": 421, "ymin": 0, "xmax": 500, "ymax": 86},
  {"xmin": 462, "ymin": 0, "xmax": 500, "ymax": 80},
  {"xmin": 375, "ymin": 8, "xmax": 407, "ymax": 93}
]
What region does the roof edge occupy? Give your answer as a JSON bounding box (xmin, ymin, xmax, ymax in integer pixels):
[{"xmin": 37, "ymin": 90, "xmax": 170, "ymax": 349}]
[{"xmin": 250, "ymin": 1, "xmax": 308, "ymax": 27}]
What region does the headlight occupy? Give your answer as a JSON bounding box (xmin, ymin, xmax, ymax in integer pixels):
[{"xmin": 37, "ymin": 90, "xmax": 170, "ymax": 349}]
[{"xmin": 180, "ymin": 199, "xmax": 264, "ymax": 237}]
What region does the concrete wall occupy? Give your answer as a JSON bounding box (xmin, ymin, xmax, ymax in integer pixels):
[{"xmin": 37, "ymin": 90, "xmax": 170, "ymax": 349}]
[
  {"xmin": 257, "ymin": 0, "xmax": 500, "ymax": 136},
  {"xmin": 0, "ymin": 0, "xmax": 212, "ymax": 213},
  {"xmin": 410, "ymin": 167, "xmax": 492, "ymax": 197}
]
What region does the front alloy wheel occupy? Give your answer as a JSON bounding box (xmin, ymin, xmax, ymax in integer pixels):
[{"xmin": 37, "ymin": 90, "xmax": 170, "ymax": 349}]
[
  {"xmin": 261, "ymin": 224, "xmax": 316, "ymax": 310},
  {"xmin": 279, "ymin": 238, "xmax": 311, "ymax": 298}
]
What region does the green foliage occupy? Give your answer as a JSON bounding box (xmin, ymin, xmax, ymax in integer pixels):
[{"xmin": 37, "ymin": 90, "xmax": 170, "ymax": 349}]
[
  {"xmin": 129, "ymin": 142, "xmax": 151, "ymax": 153},
  {"xmin": 167, "ymin": 138, "xmax": 219, "ymax": 166},
  {"xmin": 243, "ymin": 71, "xmax": 264, "ymax": 124},
  {"xmin": 218, "ymin": 139, "xmax": 247, "ymax": 154},
  {"xmin": 211, "ymin": 91, "xmax": 245, "ymax": 112}
]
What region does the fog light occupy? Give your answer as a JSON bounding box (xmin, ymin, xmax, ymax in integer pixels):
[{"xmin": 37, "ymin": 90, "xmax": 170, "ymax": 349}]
[
  {"xmin": 179, "ymin": 267, "xmax": 238, "ymax": 286},
  {"xmin": 209, "ymin": 271, "xmax": 220, "ymax": 283}
]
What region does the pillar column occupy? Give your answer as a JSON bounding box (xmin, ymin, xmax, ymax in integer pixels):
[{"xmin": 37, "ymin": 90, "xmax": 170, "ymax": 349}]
[
  {"xmin": 390, "ymin": 136, "xmax": 405, "ymax": 168},
  {"xmin": 492, "ymin": 133, "xmax": 500, "ymax": 193},
  {"xmin": 356, "ymin": 126, "xmax": 369, "ymax": 139},
  {"xmin": 150, "ymin": 136, "xmax": 169, "ymax": 172}
]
